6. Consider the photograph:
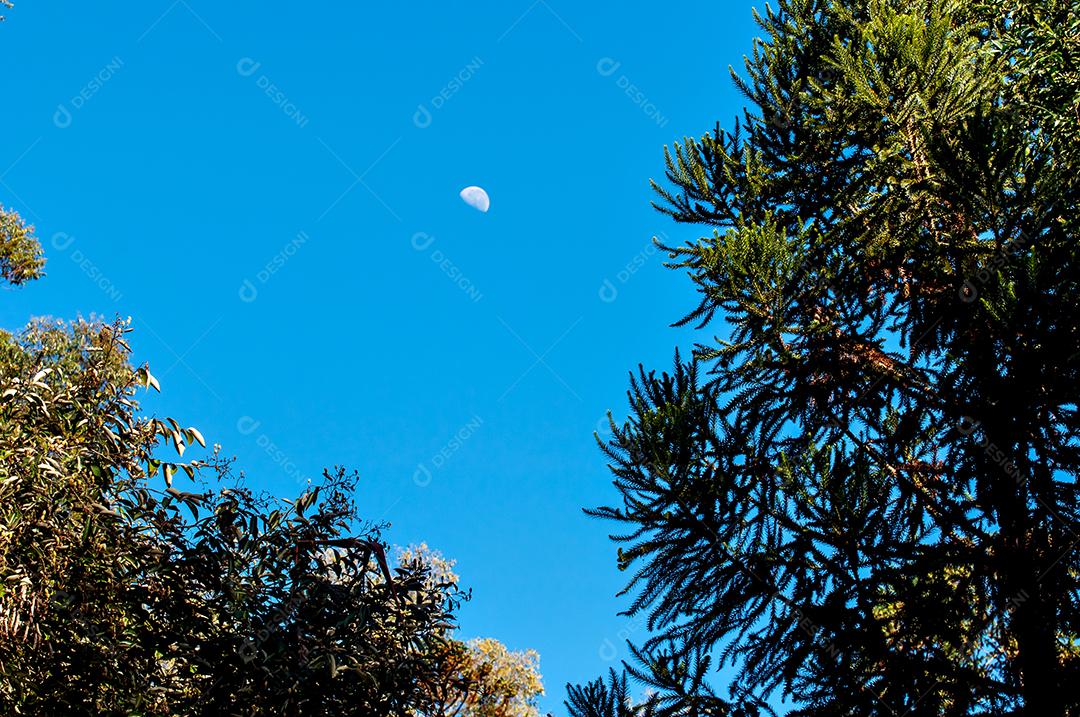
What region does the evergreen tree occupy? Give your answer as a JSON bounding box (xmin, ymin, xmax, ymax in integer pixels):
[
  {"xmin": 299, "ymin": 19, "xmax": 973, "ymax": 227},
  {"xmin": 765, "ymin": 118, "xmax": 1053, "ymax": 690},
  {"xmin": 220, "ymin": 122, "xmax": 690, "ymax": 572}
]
[{"xmin": 571, "ymin": 0, "xmax": 1079, "ymax": 714}]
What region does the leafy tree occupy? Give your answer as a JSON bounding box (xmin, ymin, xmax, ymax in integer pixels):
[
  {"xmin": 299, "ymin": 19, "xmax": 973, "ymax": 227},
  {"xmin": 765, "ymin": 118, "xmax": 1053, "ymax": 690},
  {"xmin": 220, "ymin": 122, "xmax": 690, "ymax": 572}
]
[
  {"xmin": 571, "ymin": 0, "xmax": 1079, "ymax": 715},
  {"xmin": 0, "ymin": 162, "xmax": 541, "ymax": 717},
  {"xmin": 0, "ymin": 311, "xmax": 467, "ymax": 715},
  {"xmin": 0, "ymin": 206, "xmax": 43, "ymax": 285},
  {"xmin": 420, "ymin": 635, "xmax": 545, "ymax": 717},
  {"xmin": 394, "ymin": 545, "xmax": 546, "ymax": 717}
]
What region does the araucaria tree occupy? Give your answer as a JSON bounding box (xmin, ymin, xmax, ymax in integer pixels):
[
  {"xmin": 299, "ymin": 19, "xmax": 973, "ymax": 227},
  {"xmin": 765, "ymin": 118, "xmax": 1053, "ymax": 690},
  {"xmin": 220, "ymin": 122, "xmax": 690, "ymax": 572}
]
[{"xmin": 572, "ymin": 0, "xmax": 1079, "ymax": 715}]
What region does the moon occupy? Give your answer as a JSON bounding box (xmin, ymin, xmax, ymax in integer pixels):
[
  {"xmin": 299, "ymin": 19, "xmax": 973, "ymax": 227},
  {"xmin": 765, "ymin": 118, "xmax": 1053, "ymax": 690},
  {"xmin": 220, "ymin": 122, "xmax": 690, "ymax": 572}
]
[{"xmin": 459, "ymin": 186, "xmax": 490, "ymax": 213}]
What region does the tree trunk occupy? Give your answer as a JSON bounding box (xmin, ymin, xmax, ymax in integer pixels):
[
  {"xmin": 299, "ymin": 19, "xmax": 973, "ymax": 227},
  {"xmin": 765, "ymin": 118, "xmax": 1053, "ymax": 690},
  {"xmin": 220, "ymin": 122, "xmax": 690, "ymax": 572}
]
[{"xmin": 978, "ymin": 349, "xmax": 1062, "ymax": 716}]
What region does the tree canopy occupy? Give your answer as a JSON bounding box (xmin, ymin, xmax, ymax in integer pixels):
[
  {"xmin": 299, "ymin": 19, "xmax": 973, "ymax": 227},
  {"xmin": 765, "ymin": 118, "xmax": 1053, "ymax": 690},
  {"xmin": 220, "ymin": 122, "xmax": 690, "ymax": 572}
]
[
  {"xmin": 5, "ymin": 0, "xmax": 1080, "ymax": 714},
  {"xmin": 0, "ymin": 151, "xmax": 542, "ymax": 717},
  {"xmin": 570, "ymin": 0, "xmax": 1080, "ymax": 714}
]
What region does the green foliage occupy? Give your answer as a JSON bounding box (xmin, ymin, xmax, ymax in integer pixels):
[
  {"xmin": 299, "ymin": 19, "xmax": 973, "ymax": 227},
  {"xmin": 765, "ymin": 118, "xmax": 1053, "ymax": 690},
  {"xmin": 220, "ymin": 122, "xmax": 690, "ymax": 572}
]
[
  {"xmin": 567, "ymin": 670, "xmax": 655, "ymax": 717},
  {"xmin": 421, "ymin": 633, "xmax": 546, "ymax": 717},
  {"xmin": 0, "ymin": 206, "xmax": 44, "ymax": 285},
  {"xmin": 0, "ymin": 318, "xmax": 472, "ymax": 715},
  {"xmin": 572, "ymin": 0, "xmax": 1080, "ymax": 715},
  {"xmin": 988, "ymin": 0, "xmax": 1080, "ymax": 159}
]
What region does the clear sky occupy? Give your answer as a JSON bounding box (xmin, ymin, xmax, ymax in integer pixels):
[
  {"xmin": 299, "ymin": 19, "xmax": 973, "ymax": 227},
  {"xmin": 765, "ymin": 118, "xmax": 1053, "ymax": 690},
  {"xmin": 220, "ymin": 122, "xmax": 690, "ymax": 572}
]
[{"xmin": 1, "ymin": 2, "xmax": 758, "ymax": 711}]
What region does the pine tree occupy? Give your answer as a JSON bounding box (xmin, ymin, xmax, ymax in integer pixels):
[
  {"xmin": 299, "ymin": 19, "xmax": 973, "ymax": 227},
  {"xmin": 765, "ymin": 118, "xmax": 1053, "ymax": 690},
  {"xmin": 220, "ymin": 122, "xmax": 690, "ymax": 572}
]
[{"xmin": 571, "ymin": 0, "xmax": 1080, "ymax": 714}]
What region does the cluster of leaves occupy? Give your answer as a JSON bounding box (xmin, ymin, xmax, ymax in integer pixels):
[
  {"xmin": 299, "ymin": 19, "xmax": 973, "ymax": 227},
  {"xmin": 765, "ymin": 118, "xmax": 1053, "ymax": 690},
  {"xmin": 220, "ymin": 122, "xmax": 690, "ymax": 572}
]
[
  {"xmin": 567, "ymin": 670, "xmax": 655, "ymax": 717},
  {"xmin": 0, "ymin": 206, "xmax": 43, "ymax": 285},
  {"xmin": 0, "ymin": 316, "xmax": 479, "ymax": 715},
  {"xmin": 422, "ymin": 635, "xmax": 545, "ymax": 717},
  {"xmin": 570, "ymin": 0, "xmax": 1080, "ymax": 715},
  {"xmin": 392, "ymin": 545, "xmax": 546, "ymax": 717},
  {"xmin": 989, "ymin": 0, "xmax": 1080, "ymax": 159}
]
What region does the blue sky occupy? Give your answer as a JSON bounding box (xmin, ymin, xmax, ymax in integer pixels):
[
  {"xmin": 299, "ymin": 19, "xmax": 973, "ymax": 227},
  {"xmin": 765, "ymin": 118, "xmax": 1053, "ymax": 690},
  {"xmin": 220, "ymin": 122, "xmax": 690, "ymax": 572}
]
[{"xmin": 1, "ymin": 2, "xmax": 759, "ymax": 710}]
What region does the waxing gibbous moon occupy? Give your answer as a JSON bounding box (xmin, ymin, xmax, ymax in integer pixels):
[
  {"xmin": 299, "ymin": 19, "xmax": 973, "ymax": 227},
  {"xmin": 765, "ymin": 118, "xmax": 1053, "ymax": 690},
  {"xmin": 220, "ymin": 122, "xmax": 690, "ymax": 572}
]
[{"xmin": 459, "ymin": 186, "xmax": 490, "ymax": 213}]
